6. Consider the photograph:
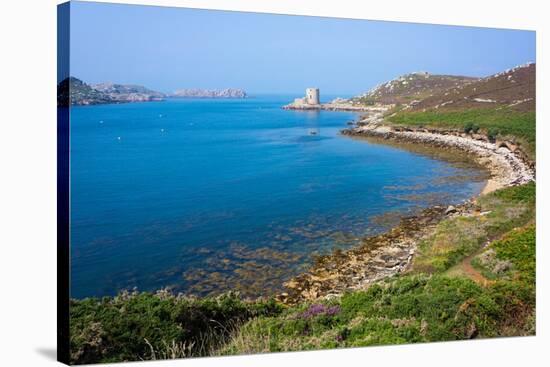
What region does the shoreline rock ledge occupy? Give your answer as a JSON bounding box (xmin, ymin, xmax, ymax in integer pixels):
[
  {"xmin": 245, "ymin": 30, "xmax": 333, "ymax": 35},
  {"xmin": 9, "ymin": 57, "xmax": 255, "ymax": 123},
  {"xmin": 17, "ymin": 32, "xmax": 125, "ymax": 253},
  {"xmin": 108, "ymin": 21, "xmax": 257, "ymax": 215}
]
[{"xmin": 277, "ymin": 203, "xmax": 476, "ymax": 305}]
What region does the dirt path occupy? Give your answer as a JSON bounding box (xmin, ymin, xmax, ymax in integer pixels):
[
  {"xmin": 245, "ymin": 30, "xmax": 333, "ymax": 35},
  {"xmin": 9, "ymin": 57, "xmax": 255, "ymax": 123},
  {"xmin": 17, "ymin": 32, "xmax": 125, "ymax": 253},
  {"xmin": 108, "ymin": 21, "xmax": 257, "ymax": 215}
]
[{"xmin": 446, "ymin": 252, "xmax": 492, "ymax": 286}]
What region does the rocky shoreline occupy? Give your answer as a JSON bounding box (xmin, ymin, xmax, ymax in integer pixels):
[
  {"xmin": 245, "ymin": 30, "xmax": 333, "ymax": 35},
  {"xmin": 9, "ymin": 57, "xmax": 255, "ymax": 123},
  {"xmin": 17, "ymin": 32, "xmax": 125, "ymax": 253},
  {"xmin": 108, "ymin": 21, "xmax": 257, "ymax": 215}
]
[
  {"xmin": 282, "ymin": 102, "xmax": 390, "ymax": 113},
  {"xmin": 343, "ymin": 123, "xmax": 535, "ymax": 193},
  {"xmin": 276, "ymin": 118, "xmax": 535, "ymax": 305}
]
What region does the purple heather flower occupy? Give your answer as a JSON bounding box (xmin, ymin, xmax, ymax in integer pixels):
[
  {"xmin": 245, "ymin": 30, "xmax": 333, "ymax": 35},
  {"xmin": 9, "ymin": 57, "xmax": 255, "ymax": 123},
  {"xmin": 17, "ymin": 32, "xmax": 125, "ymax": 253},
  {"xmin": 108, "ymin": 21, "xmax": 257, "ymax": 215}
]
[
  {"xmin": 326, "ymin": 306, "xmax": 341, "ymax": 316},
  {"xmin": 300, "ymin": 304, "xmax": 341, "ymax": 319}
]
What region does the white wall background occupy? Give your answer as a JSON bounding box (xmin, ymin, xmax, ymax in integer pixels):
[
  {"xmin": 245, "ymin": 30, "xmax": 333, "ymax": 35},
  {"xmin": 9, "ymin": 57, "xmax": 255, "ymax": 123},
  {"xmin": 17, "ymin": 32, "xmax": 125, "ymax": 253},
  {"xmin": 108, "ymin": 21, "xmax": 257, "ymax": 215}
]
[{"xmin": 0, "ymin": 0, "xmax": 547, "ymax": 366}]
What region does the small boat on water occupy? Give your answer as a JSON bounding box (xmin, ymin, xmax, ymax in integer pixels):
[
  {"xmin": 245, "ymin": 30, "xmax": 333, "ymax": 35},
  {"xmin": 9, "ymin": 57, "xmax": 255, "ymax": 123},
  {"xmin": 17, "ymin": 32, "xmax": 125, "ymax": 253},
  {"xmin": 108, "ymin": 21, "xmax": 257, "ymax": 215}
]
[{"xmin": 308, "ymin": 129, "xmax": 318, "ymax": 135}]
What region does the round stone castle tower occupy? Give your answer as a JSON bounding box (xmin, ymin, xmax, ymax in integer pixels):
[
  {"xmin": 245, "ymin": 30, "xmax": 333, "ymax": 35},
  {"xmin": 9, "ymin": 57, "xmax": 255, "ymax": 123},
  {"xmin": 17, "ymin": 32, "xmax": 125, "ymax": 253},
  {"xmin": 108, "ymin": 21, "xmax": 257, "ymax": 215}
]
[{"xmin": 305, "ymin": 88, "xmax": 320, "ymax": 105}]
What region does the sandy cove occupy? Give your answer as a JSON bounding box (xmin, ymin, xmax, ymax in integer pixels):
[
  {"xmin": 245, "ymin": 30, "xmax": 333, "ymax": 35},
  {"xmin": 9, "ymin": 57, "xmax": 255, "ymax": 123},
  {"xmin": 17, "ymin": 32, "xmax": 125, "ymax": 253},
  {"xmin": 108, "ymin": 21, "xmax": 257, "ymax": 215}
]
[{"xmin": 276, "ymin": 121, "xmax": 535, "ymax": 305}]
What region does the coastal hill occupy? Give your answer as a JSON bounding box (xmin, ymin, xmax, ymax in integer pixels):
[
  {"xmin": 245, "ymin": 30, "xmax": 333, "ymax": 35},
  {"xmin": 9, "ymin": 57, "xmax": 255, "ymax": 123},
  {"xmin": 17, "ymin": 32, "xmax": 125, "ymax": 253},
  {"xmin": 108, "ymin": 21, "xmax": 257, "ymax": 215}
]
[
  {"xmin": 57, "ymin": 77, "xmax": 166, "ymax": 106},
  {"xmin": 171, "ymin": 88, "xmax": 247, "ymax": 98},
  {"xmin": 283, "ymin": 73, "xmax": 477, "ymax": 111},
  {"xmin": 408, "ymin": 62, "xmax": 535, "ymax": 112},
  {"xmin": 352, "ymin": 72, "xmax": 477, "ymax": 106},
  {"xmin": 92, "ymin": 82, "xmax": 165, "ymax": 103},
  {"xmin": 385, "ymin": 63, "xmax": 536, "ymax": 158},
  {"xmin": 57, "ymin": 77, "xmax": 113, "ymax": 106}
]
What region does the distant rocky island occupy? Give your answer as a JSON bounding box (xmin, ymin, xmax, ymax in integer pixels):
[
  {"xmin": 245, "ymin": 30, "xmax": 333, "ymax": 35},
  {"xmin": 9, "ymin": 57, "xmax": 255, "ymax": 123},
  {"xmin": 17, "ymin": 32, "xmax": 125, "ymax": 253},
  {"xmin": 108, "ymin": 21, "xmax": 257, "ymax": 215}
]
[
  {"xmin": 171, "ymin": 88, "xmax": 247, "ymax": 99},
  {"xmin": 92, "ymin": 82, "xmax": 165, "ymax": 103},
  {"xmin": 57, "ymin": 77, "xmax": 248, "ymax": 106}
]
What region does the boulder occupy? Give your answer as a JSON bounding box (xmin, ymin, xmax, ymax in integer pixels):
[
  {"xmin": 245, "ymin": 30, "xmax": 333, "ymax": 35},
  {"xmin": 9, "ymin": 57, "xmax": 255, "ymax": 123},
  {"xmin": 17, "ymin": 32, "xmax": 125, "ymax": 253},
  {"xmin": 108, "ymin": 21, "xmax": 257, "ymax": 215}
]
[{"xmin": 445, "ymin": 205, "xmax": 458, "ymax": 215}]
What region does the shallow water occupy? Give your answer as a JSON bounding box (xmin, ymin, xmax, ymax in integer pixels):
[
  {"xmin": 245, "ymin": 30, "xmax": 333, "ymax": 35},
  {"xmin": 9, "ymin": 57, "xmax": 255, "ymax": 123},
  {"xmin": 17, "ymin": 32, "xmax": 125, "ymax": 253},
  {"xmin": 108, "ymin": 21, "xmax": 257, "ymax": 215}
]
[{"xmin": 70, "ymin": 95, "xmax": 487, "ymax": 298}]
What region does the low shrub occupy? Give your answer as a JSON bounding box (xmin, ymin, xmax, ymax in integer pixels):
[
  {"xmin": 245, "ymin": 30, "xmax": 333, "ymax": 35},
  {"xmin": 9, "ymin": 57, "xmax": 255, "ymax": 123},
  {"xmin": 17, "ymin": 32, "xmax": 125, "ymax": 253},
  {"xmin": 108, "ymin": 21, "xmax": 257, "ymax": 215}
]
[{"xmin": 70, "ymin": 291, "xmax": 282, "ymax": 364}]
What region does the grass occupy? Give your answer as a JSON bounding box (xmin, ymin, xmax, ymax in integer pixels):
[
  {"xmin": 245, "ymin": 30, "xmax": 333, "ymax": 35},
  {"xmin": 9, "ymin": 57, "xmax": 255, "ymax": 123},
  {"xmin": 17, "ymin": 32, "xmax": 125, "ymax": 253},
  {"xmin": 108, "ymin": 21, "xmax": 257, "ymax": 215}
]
[
  {"xmin": 472, "ymin": 225, "xmax": 536, "ymax": 284},
  {"xmin": 491, "ymin": 226, "xmax": 536, "ymax": 282},
  {"xmin": 219, "ymin": 274, "xmax": 534, "ymax": 354},
  {"xmin": 387, "ymin": 107, "xmax": 536, "ymax": 158},
  {"xmin": 69, "ymin": 291, "xmax": 282, "ymax": 364},
  {"xmin": 412, "ymin": 183, "xmax": 535, "ymax": 274},
  {"xmin": 70, "ymin": 183, "xmax": 536, "ymax": 363}
]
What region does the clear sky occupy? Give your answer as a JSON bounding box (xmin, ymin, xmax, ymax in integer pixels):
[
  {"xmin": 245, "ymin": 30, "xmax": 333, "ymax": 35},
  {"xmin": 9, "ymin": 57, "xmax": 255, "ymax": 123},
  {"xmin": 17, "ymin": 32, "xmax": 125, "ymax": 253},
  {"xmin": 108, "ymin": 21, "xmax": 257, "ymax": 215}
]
[{"xmin": 69, "ymin": 1, "xmax": 536, "ymax": 95}]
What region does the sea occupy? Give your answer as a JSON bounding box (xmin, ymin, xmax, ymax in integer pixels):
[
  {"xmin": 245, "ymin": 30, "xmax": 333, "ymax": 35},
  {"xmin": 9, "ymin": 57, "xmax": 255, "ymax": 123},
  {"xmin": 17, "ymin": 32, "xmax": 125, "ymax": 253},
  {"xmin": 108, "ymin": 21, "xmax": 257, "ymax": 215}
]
[{"xmin": 69, "ymin": 95, "xmax": 487, "ymax": 299}]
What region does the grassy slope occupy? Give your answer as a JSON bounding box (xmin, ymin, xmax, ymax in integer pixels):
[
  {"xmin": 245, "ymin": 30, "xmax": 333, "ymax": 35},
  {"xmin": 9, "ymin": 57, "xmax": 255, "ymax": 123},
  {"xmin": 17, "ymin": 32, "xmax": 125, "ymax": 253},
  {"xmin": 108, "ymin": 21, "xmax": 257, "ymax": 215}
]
[
  {"xmin": 351, "ymin": 73, "xmax": 476, "ymax": 106},
  {"xmin": 384, "ymin": 64, "xmax": 535, "ymax": 158},
  {"xmin": 70, "ymin": 184, "xmax": 536, "ymax": 363},
  {"xmin": 387, "ymin": 107, "xmax": 536, "ymax": 158},
  {"xmin": 413, "ymin": 183, "xmax": 535, "ymax": 273}
]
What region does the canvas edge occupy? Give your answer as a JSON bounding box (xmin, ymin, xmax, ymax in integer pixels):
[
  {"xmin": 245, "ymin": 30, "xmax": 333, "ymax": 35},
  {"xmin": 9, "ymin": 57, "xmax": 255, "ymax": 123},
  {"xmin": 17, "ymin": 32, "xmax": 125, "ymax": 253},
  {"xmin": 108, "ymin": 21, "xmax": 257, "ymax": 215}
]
[{"xmin": 57, "ymin": 1, "xmax": 71, "ymax": 365}]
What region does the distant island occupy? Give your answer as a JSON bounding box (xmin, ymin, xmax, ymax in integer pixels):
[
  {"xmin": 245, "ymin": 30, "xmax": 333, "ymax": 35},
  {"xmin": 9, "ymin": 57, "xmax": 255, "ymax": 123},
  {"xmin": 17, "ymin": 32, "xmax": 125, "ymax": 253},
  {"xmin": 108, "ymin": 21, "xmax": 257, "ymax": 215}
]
[
  {"xmin": 57, "ymin": 77, "xmax": 248, "ymax": 106},
  {"xmin": 92, "ymin": 82, "xmax": 165, "ymax": 103},
  {"xmin": 170, "ymin": 88, "xmax": 247, "ymax": 99}
]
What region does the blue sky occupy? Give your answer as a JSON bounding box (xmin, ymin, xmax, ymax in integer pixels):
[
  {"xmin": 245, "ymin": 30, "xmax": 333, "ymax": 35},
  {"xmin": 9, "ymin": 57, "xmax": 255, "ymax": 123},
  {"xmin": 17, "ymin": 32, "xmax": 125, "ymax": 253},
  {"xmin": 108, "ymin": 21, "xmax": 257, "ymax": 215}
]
[{"xmin": 69, "ymin": 1, "xmax": 536, "ymax": 95}]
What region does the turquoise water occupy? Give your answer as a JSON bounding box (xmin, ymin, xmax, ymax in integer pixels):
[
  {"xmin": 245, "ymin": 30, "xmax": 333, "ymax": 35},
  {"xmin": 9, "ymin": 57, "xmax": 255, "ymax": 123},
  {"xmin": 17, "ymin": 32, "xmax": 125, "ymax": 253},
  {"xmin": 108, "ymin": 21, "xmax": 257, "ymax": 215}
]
[{"xmin": 70, "ymin": 96, "xmax": 486, "ymax": 298}]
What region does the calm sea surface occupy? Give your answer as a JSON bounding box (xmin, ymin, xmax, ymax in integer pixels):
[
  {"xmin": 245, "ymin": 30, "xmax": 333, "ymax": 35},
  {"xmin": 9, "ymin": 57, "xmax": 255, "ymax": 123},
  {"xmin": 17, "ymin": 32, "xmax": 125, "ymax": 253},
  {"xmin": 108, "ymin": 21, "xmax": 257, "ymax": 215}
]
[{"xmin": 70, "ymin": 95, "xmax": 487, "ymax": 298}]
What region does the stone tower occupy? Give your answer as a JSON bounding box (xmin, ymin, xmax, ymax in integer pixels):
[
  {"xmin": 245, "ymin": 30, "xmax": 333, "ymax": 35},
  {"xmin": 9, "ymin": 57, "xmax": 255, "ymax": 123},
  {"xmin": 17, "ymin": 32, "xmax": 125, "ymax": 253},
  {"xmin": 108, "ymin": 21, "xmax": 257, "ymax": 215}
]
[{"xmin": 306, "ymin": 88, "xmax": 320, "ymax": 105}]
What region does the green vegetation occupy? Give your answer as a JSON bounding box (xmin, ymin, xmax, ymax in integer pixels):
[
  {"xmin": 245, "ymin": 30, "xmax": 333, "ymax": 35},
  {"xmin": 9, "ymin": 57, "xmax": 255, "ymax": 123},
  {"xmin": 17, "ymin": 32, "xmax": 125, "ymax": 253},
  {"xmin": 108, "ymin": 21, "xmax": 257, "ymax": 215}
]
[
  {"xmin": 70, "ymin": 183, "xmax": 536, "ymax": 363},
  {"xmin": 413, "ymin": 182, "xmax": 535, "ymax": 274},
  {"xmin": 488, "ymin": 226, "xmax": 536, "ymax": 283},
  {"xmin": 492, "ymin": 181, "xmax": 536, "ymax": 204},
  {"xmin": 473, "ymin": 225, "xmax": 536, "ymax": 284},
  {"xmin": 463, "ymin": 122, "xmax": 480, "ymax": 134},
  {"xmin": 219, "ymin": 274, "xmax": 534, "ymax": 354},
  {"xmin": 69, "ymin": 291, "xmax": 282, "ymax": 364},
  {"xmin": 387, "ymin": 108, "xmax": 536, "ymax": 157}
]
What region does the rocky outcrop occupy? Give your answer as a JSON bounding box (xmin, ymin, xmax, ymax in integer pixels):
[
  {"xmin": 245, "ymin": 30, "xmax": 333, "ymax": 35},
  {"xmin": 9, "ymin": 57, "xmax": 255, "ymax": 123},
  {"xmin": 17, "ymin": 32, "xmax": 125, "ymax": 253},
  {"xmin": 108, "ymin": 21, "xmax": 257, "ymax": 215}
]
[{"xmin": 171, "ymin": 88, "xmax": 247, "ymax": 99}]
